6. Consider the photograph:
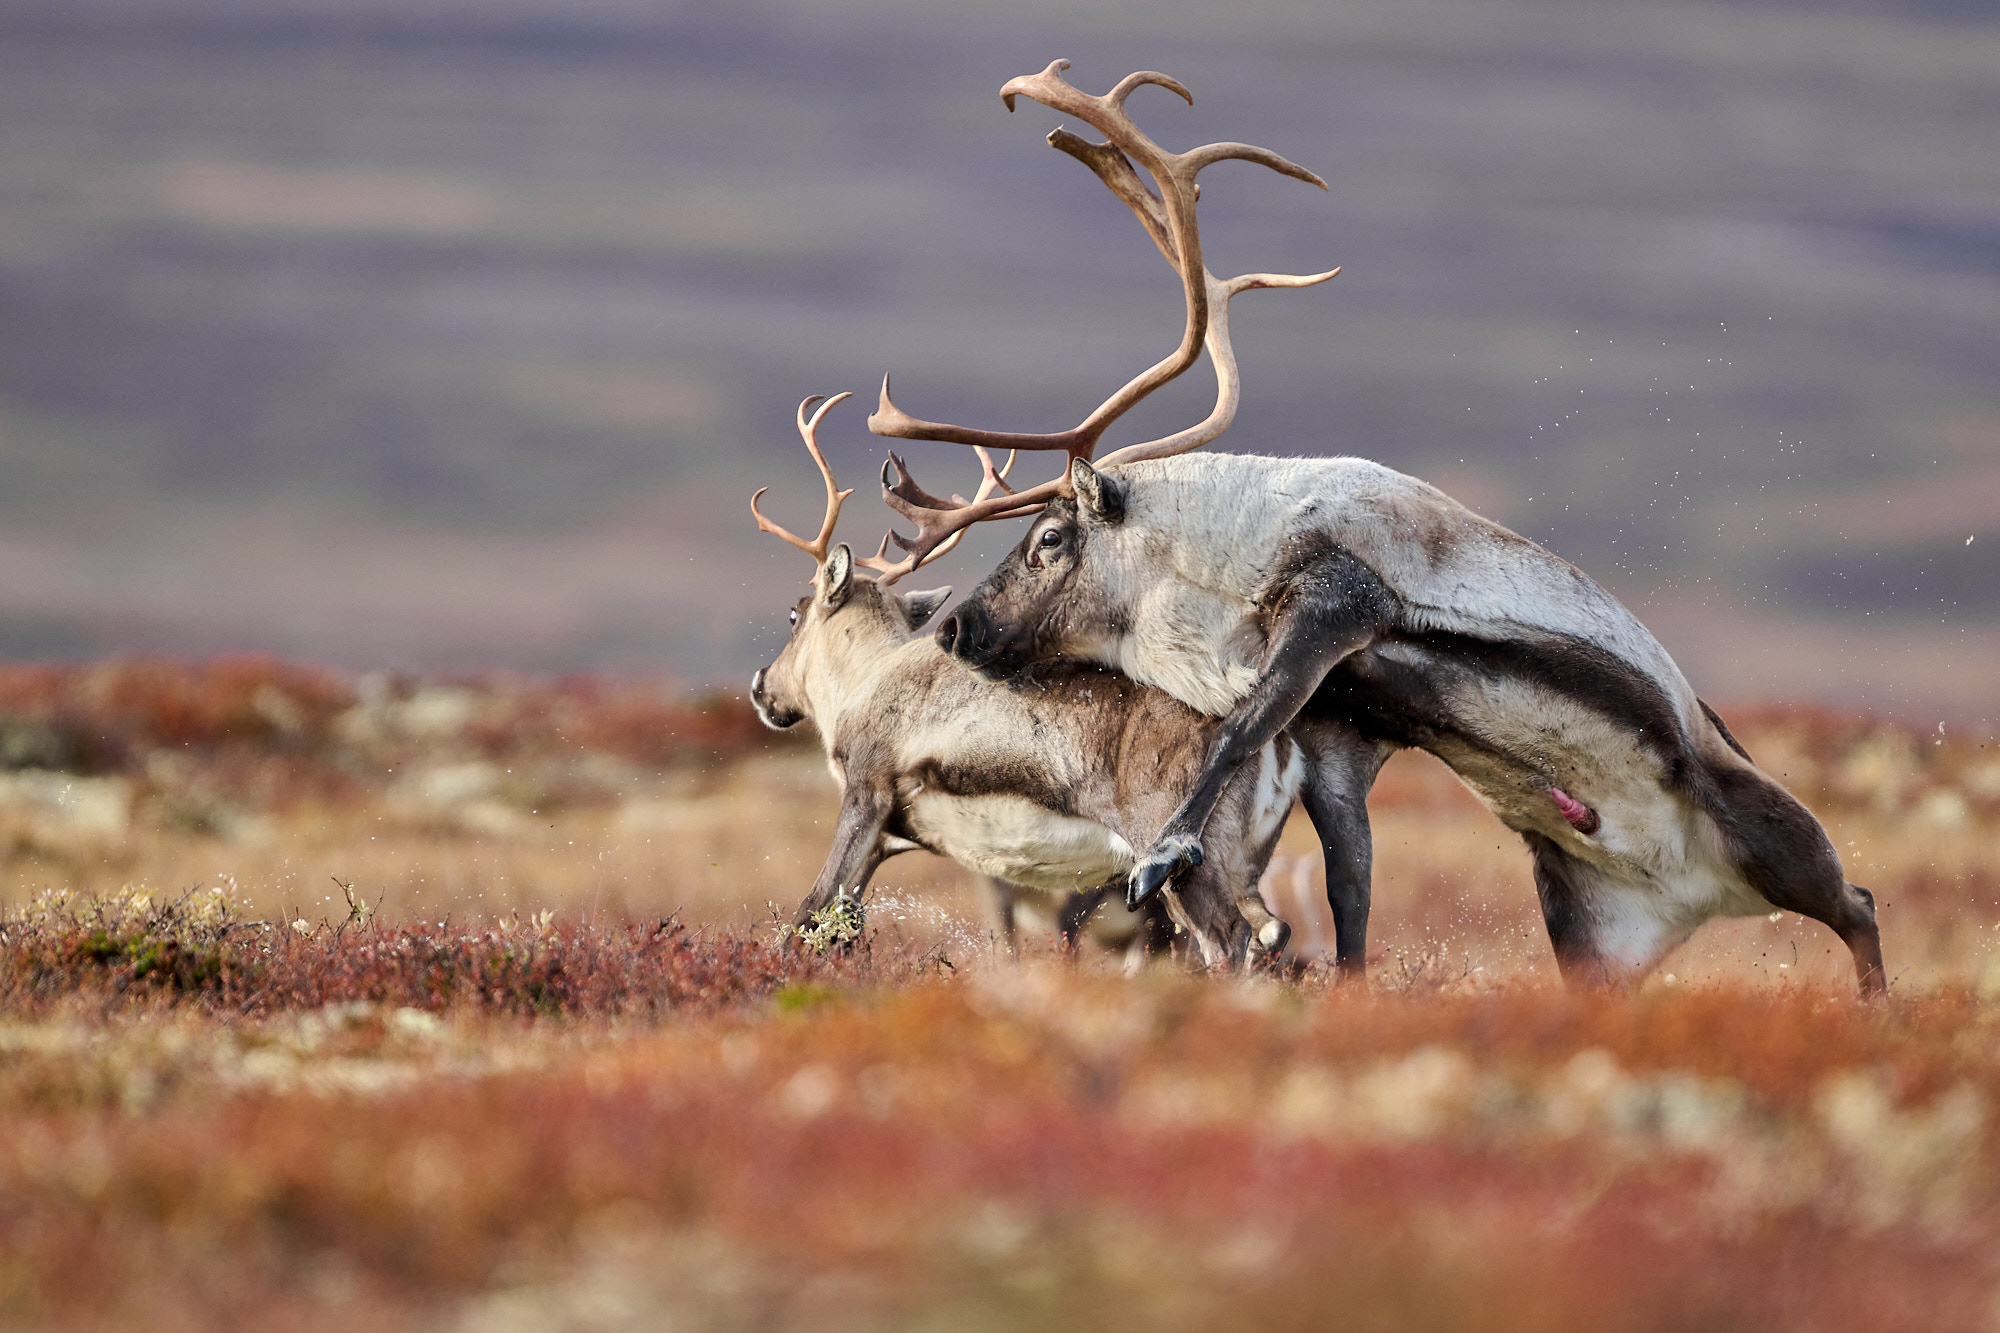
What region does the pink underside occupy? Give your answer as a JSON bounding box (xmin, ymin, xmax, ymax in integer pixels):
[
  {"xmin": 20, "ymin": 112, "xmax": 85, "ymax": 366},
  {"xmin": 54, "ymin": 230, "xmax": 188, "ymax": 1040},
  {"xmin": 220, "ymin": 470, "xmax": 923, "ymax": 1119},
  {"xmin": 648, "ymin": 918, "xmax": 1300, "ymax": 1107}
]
[{"xmin": 1549, "ymin": 787, "xmax": 1600, "ymax": 834}]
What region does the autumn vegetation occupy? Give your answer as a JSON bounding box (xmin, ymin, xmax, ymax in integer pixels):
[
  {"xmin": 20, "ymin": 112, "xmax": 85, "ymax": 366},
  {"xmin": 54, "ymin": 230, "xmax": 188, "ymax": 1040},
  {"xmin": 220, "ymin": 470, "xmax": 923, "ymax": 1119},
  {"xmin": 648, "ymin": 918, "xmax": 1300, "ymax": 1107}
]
[{"xmin": 3, "ymin": 657, "xmax": 1999, "ymax": 1330}]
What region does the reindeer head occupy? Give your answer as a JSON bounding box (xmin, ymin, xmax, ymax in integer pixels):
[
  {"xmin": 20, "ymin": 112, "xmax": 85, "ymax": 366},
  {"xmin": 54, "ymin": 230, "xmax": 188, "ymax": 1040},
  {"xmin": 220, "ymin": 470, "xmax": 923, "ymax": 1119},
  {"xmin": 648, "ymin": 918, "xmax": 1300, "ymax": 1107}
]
[
  {"xmin": 751, "ymin": 543, "xmax": 951, "ymax": 731},
  {"xmin": 747, "ymin": 394, "xmax": 962, "ymax": 732},
  {"xmin": 934, "ymin": 458, "xmax": 1127, "ymax": 678}
]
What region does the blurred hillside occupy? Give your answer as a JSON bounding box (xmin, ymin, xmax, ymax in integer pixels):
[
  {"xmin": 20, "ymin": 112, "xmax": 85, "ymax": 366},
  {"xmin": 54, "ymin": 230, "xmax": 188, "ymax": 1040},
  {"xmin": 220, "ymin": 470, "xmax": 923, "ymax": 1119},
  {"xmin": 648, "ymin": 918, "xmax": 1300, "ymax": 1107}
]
[{"xmin": 0, "ymin": 0, "xmax": 1994, "ymax": 716}]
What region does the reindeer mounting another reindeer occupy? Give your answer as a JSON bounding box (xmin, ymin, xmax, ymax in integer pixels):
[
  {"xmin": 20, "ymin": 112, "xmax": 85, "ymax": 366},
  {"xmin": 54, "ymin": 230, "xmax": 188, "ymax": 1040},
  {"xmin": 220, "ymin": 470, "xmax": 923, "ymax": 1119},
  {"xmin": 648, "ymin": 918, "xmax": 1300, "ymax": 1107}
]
[
  {"xmin": 747, "ymin": 392, "xmax": 1300, "ymax": 967},
  {"xmin": 866, "ymin": 59, "xmax": 1885, "ymax": 996}
]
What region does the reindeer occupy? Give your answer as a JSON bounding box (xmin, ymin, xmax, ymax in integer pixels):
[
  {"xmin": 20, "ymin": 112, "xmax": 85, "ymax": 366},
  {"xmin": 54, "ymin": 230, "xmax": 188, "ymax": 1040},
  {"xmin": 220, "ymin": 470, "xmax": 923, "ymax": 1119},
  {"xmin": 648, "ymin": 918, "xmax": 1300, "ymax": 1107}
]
[
  {"xmin": 747, "ymin": 392, "xmax": 1300, "ymax": 967},
  {"xmin": 862, "ymin": 61, "xmax": 1886, "ymax": 995}
]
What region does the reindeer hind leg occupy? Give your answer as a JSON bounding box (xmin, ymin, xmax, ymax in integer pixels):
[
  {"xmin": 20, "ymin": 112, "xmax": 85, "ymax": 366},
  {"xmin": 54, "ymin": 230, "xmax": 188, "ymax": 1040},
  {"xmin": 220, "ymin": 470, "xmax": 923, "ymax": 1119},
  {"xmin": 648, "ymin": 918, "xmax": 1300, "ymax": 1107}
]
[
  {"xmin": 981, "ymin": 876, "xmax": 1022, "ymax": 953},
  {"xmin": 1524, "ymin": 832, "xmax": 1693, "ymax": 988},
  {"xmin": 1705, "ymin": 764, "xmax": 1886, "ymax": 996},
  {"xmin": 1837, "ymin": 884, "xmax": 1887, "ymax": 997}
]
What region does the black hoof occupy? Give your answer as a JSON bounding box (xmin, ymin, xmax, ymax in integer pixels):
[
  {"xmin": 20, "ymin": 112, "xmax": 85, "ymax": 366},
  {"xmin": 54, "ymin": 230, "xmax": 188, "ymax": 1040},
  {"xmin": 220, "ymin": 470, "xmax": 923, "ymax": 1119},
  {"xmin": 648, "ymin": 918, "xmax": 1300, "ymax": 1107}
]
[
  {"xmin": 1126, "ymin": 835, "xmax": 1203, "ymax": 908},
  {"xmin": 1127, "ymin": 859, "xmax": 1173, "ymax": 908}
]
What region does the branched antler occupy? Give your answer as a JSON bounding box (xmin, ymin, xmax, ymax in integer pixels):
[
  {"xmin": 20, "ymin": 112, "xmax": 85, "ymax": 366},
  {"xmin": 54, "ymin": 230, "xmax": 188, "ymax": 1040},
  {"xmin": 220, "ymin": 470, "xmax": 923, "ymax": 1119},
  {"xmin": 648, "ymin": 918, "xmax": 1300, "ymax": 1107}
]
[
  {"xmin": 856, "ymin": 445, "xmax": 1020, "ymax": 583},
  {"xmin": 868, "ymin": 60, "xmax": 1338, "ymax": 574},
  {"xmin": 750, "ymin": 392, "xmax": 855, "ymax": 563},
  {"xmin": 752, "ymin": 392, "xmax": 1013, "ymax": 583}
]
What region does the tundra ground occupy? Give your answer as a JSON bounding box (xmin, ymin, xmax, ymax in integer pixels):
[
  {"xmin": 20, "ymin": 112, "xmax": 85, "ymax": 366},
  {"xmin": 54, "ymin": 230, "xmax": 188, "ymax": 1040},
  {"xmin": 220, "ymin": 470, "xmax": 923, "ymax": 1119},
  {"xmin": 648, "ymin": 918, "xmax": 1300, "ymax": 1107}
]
[{"xmin": 3, "ymin": 660, "xmax": 1999, "ymax": 1330}]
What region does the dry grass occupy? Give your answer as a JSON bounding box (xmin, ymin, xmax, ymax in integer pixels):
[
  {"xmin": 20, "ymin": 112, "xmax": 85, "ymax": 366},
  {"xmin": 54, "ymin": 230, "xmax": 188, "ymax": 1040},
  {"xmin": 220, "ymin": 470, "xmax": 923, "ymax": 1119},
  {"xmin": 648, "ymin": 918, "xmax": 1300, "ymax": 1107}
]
[
  {"xmin": 4, "ymin": 950, "xmax": 1999, "ymax": 1331},
  {"xmin": 3, "ymin": 659, "xmax": 2000, "ymax": 1329},
  {"xmin": 4, "ymin": 661, "xmax": 1996, "ymax": 985}
]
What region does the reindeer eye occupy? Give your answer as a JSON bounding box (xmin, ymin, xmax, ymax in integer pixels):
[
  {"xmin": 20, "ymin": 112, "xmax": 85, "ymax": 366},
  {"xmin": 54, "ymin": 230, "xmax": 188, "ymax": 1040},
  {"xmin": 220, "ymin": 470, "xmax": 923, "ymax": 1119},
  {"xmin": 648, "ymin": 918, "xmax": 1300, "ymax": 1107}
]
[
  {"xmin": 1038, "ymin": 528, "xmax": 1062, "ymax": 549},
  {"xmin": 788, "ymin": 609, "xmax": 799, "ymax": 626}
]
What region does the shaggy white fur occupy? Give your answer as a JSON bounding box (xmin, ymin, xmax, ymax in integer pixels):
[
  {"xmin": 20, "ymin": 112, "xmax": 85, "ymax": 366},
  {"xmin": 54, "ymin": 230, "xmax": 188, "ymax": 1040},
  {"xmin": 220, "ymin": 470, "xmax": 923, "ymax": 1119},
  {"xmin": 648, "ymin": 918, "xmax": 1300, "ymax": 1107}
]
[{"xmin": 1064, "ymin": 453, "xmax": 1695, "ymax": 721}]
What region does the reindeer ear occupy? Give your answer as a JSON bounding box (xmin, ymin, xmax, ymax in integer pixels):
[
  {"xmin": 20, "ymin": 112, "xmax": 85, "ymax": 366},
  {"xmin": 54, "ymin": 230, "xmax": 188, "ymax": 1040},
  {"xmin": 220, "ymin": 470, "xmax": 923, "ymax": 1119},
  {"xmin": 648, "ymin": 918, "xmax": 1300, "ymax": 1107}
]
[
  {"xmin": 1069, "ymin": 458, "xmax": 1125, "ymax": 524},
  {"xmin": 819, "ymin": 544, "xmax": 854, "ymax": 610},
  {"xmin": 897, "ymin": 586, "xmax": 952, "ymax": 632}
]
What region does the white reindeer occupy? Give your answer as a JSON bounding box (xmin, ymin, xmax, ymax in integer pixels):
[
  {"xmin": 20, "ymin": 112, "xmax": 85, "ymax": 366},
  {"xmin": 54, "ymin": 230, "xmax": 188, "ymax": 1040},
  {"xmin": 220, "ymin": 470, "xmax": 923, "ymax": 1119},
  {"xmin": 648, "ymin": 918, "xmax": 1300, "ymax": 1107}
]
[{"xmin": 862, "ymin": 61, "xmax": 1884, "ymax": 994}]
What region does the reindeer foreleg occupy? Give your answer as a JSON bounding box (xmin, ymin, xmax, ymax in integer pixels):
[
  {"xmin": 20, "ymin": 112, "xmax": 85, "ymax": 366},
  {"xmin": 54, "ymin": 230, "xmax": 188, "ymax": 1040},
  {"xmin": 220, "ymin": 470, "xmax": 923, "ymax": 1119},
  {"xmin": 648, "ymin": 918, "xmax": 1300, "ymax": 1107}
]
[
  {"xmin": 1055, "ymin": 883, "xmax": 1114, "ymax": 952},
  {"xmin": 1128, "ymin": 545, "xmax": 1395, "ymax": 908},
  {"xmin": 794, "ymin": 781, "xmax": 894, "ymax": 927},
  {"xmin": 982, "ymin": 876, "xmax": 1023, "ymax": 951},
  {"xmin": 1292, "ymin": 720, "xmax": 1397, "ymax": 982}
]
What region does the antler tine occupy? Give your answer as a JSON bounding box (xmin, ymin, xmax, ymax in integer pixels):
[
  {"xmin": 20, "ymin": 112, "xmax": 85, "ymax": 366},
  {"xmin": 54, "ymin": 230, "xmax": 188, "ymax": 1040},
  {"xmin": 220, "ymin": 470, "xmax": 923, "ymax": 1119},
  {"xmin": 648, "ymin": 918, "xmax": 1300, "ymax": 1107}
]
[
  {"xmin": 1182, "ymin": 140, "xmax": 1327, "ymax": 191},
  {"xmin": 984, "ymin": 445, "xmax": 1019, "ymax": 494},
  {"xmin": 1044, "ymin": 120, "xmax": 1340, "ymax": 466},
  {"xmin": 857, "ymin": 446, "xmax": 1037, "ymax": 585},
  {"xmin": 870, "ymin": 375, "xmax": 1095, "ymax": 455},
  {"xmin": 1102, "ymin": 68, "xmax": 1193, "ymax": 111},
  {"xmin": 1096, "ymin": 264, "xmax": 1340, "ymax": 468},
  {"xmin": 1047, "ymin": 127, "xmax": 1175, "ymax": 265},
  {"xmin": 750, "ymin": 391, "xmax": 856, "ymax": 564}
]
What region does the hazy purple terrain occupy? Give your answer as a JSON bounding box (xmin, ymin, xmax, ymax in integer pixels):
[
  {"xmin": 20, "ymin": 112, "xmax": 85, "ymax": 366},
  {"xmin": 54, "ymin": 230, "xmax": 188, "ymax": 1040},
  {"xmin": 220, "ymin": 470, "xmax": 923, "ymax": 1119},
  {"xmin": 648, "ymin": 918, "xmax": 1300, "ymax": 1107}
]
[{"xmin": 0, "ymin": 0, "xmax": 1995, "ymax": 718}]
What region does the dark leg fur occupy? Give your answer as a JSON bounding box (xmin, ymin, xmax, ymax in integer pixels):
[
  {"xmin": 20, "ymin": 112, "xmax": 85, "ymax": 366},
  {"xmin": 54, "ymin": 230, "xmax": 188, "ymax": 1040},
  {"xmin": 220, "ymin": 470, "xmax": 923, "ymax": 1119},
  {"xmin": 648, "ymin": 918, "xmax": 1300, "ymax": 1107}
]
[
  {"xmin": 1292, "ymin": 719, "xmax": 1396, "ymax": 982},
  {"xmin": 1128, "ymin": 545, "xmax": 1395, "ymax": 907},
  {"xmin": 795, "ymin": 782, "xmax": 893, "ymax": 926},
  {"xmin": 1135, "ymin": 892, "xmax": 1181, "ymax": 958},
  {"xmin": 1524, "ymin": 832, "xmax": 1620, "ymax": 988},
  {"xmin": 1056, "ymin": 884, "xmax": 1112, "ymax": 952},
  {"xmin": 982, "ymin": 876, "xmax": 1021, "ymax": 952},
  {"xmin": 1698, "ymin": 760, "xmax": 1885, "ymax": 995},
  {"xmin": 1050, "ymin": 883, "xmax": 1180, "ymax": 961},
  {"xmin": 1841, "ymin": 885, "xmax": 1887, "ymax": 995}
]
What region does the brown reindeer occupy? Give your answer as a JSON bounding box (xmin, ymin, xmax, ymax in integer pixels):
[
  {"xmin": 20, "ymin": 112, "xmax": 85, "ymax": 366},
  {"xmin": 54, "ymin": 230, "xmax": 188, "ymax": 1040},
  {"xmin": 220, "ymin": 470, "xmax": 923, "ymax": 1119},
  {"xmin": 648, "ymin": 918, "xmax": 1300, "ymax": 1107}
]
[
  {"xmin": 864, "ymin": 61, "xmax": 1884, "ymax": 995},
  {"xmin": 748, "ymin": 393, "xmax": 1298, "ymax": 966}
]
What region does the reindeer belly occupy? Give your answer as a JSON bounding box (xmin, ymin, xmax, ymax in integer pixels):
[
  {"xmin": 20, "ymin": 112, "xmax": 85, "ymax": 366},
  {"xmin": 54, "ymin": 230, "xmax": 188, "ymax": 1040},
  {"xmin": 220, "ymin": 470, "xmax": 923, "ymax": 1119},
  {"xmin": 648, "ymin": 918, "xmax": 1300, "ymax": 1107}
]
[
  {"xmin": 1345, "ymin": 640, "xmax": 1703, "ymax": 878},
  {"xmin": 904, "ymin": 793, "xmax": 1135, "ymax": 895},
  {"xmin": 1426, "ymin": 718, "xmax": 1772, "ymax": 926}
]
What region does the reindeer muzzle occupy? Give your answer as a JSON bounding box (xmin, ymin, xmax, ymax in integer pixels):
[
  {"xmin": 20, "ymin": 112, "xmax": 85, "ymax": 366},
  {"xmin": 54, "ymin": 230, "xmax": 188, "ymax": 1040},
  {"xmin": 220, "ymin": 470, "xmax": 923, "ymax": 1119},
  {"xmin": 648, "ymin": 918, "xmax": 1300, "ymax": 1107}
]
[
  {"xmin": 935, "ymin": 603, "xmax": 1024, "ymax": 678},
  {"xmin": 750, "ymin": 668, "xmax": 802, "ymax": 730}
]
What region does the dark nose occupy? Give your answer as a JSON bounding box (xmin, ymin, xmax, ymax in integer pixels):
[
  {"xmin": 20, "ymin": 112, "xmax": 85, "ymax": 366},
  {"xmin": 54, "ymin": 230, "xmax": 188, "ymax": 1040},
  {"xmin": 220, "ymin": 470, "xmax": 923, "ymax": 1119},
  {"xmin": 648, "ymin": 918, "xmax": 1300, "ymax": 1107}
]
[
  {"xmin": 935, "ymin": 603, "xmax": 989, "ymax": 663},
  {"xmin": 750, "ymin": 667, "xmax": 767, "ymax": 701}
]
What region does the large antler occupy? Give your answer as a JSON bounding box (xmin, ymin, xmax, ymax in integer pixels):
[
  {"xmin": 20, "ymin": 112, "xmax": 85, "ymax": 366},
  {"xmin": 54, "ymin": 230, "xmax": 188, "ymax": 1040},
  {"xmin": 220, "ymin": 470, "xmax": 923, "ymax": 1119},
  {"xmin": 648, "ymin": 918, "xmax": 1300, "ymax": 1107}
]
[
  {"xmin": 867, "ymin": 60, "xmax": 1338, "ymax": 574},
  {"xmin": 750, "ymin": 392, "xmax": 855, "ymax": 564},
  {"xmin": 854, "ymin": 445, "xmax": 1017, "ymax": 583},
  {"xmin": 751, "ymin": 391, "xmax": 1015, "ymax": 582}
]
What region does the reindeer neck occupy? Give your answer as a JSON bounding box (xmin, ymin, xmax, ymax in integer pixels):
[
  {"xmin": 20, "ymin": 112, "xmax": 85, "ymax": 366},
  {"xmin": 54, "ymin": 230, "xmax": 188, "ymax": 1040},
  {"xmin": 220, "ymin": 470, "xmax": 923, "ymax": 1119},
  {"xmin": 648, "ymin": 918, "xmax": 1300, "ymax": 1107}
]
[
  {"xmin": 799, "ymin": 607, "xmax": 918, "ymax": 748},
  {"xmin": 1117, "ymin": 454, "xmax": 1293, "ymax": 597}
]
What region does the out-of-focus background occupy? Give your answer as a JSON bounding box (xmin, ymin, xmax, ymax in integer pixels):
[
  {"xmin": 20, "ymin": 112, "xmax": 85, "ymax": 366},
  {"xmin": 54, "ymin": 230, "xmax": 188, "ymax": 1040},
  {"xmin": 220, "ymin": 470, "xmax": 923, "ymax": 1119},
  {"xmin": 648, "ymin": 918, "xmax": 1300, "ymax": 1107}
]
[
  {"xmin": 6, "ymin": 21, "xmax": 2000, "ymax": 1321},
  {"xmin": 0, "ymin": 0, "xmax": 1995, "ymax": 718}
]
